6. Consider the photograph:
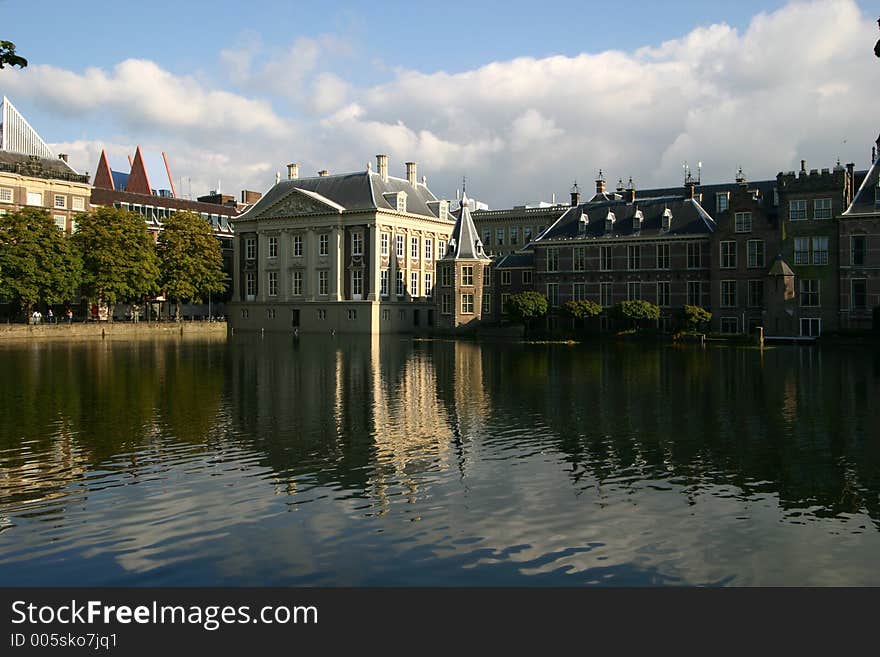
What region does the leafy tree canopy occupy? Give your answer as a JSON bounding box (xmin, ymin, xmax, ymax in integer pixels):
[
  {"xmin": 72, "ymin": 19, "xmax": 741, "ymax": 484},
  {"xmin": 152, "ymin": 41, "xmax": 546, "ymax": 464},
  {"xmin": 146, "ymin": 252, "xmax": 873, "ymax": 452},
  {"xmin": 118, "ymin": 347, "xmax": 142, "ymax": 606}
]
[
  {"xmin": 611, "ymin": 299, "xmax": 661, "ymax": 323},
  {"xmin": 561, "ymin": 299, "xmax": 603, "ymax": 320},
  {"xmin": 505, "ymin": 291, "xmax": 549, "ymax": 324},
  {"xmin": 681, "ymin": 304, "xmax": 712, "ymax": 329},
  {"xmin": 72, "ymin": 206, "xmax": 160, "ymax": 307},
  {"xmin": 0, "ymin": 40, "xmax": 27, "ymax": 69},
  {"xmin": 0, "ymin": 208, "xmax": 81, "ymax": 314},
  {"xmin": 156, "ymin": 210, "xmax": 227, "ymax": 318}
]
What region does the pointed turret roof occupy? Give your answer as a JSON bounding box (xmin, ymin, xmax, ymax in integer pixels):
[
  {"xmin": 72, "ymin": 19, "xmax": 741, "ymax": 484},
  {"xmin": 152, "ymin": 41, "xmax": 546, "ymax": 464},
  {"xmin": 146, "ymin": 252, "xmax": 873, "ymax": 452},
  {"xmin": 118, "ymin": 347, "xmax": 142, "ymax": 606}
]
[
  {"xmin": 768, "ymin": 253, "xmax": 795, "ymax": 277},
  {"xmin": 125, "ymin": 145, "xmax": 153, "ymax": 195},
  {"xmin": 94, "ymin": 149, "xmax": 115, "ymax": 190},
  {"xmin": 444, "ymin": 193, "xmax": 490, "ymax": 261}
]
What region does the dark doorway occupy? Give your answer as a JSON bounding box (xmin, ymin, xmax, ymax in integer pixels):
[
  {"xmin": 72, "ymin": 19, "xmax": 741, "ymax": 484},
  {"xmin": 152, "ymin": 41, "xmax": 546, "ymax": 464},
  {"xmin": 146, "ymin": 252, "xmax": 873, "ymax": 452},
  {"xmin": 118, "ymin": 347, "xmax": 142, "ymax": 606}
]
[{"xmin": 291, "ymin": 309, "xmax": 300, "ymax": 327}]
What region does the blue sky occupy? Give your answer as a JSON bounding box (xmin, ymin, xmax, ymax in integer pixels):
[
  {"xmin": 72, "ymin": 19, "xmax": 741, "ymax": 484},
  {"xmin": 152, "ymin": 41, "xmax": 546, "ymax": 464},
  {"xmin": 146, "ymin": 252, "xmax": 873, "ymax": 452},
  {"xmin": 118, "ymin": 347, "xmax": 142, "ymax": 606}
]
[{"xmin": 0, "ymin": 0, "xmax": 876, "ymax": 206}]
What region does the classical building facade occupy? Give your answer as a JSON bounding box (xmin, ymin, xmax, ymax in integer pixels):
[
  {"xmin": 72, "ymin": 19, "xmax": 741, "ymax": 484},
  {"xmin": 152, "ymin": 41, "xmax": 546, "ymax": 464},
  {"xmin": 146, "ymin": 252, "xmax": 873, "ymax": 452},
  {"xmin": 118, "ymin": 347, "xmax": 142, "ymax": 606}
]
[{"xmin": 228, "ymin": 156, "xmax": 455, "ymax": 334}]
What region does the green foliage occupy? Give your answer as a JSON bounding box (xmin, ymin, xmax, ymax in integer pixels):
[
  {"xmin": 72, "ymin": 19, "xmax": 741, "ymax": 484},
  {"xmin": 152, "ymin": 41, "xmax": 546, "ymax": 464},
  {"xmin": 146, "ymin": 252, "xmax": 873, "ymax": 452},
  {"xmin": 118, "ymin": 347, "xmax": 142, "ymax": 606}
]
[
  {"xmin": 611, "ymin": 300, "xmax": 661, "ymax": 323},
  {"xmin": 0, "ymin": 40, "xmax": 27, "ymax": 69},
  {"xmin": 681, "ymin": 304, "xmax": 712, "ymax": 330},
  {"xmin": 504, "ymin": 291, "xmax": 548, "ymax": 324},
  {"xmin": 561, "ymin": 299, "xmax": 602, "ymax": 320},
  {"xmin": 0, "ymin": 207, "xmax": 81, "ymax": 314},
  {"xmin": 73, "ymin": 206, "xmax": 160, "ymax": 307},
  {"xmin": 157, "ymin": 211, "xmax": 227, "ymax": 318}
]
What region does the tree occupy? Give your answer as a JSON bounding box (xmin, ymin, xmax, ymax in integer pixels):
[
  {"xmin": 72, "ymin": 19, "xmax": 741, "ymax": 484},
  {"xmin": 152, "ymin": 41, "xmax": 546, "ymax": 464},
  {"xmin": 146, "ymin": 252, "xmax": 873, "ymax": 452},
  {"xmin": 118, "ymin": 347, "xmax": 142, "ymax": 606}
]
[
  {"xmin": 681, "ymin": 305, "xmax": 712, "ymax": 331},
  {"xmin": 73, "ymin": 206, "xmax": 160, "ymax": 315},
  {"xmin": 0, "ymin": 41, "xmax": 27, "ymax": 69},
  {"xmin": 561, "ymin": 299, "xmax": 602, "ymax": 329},
  {"xmin": 505, "ymin": 291, "xmax": 548, "ymax": 335},
  {"xmin": 0, "ymin": 208, "xmax": 81, "ymax": 317},
  {"xmin": 157, "ymin": 211, "xmax": 227, "ymax": 320},
  {"xmin": 610, "ymin": 299, "xmax": 660, "ymax": 331}
]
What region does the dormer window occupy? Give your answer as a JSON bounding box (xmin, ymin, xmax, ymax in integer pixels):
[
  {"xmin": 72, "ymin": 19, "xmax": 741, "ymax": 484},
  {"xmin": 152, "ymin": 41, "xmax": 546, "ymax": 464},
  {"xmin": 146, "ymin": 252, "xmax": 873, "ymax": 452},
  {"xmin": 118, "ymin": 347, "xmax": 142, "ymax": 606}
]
[
  {"xmin": 578, "ymin": 212, "xmax": 589, "ymax": 235},
  {"xmin": 448, "ymin": 237, "xmax": 456, "ymax": 253},
  {"xmin": 661, "ymin": 208, "xmax": 672, "ymax": 232},
  {"xmin": 439, "ymin": 200, "xmax": 449, "ymax": 220},
  {"xmin": 397, "ymin": 191, "xmax": 407, "ymax": 213},
  {"xmin": 605, "ymin": 210, "xmax": 616, "ymax": 235},
  {"xmin": 632, "ymin": 210, "xmax": 643, "ymax": 234}
]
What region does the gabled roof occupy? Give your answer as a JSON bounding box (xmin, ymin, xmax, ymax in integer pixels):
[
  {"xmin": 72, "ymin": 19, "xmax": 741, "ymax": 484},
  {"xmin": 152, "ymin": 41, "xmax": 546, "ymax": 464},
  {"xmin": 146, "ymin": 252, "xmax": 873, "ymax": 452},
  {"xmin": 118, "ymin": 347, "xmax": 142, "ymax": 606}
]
[
  {"xmin": 844, "ymin": 156, "xmax": 880, "ymax": 216},
  {"xmin": 768, "ymin": 254, "xmax": 795, "ymax": 276},
  {"xmin": 125, "ymin": 146, "xmax": 152, "ymax": 195},
  {"xmin": 443, "ymin": 194, "xmax": 490, "ymax": 261},
  {"xmin": 94, "ymin": 149, "xmax": 115, "ymax": 190},
  {"xmin": 495, "ymin": 252, "xmax": 535, "ymax": 269}
]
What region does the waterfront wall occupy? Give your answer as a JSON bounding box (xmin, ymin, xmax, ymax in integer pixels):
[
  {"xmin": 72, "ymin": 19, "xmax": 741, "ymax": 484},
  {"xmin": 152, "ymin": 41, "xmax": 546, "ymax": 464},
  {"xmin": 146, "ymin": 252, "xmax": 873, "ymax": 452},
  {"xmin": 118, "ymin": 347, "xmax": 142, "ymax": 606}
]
[{"xmin": 0, "ymin": 321, "xmax": 227, "ymax": 341}]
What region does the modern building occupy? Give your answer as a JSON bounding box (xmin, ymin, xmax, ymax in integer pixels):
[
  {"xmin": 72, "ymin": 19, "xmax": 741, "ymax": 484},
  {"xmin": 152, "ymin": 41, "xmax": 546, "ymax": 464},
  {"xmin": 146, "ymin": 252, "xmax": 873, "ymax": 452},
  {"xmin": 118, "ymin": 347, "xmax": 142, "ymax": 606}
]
[
  {"xmin": 0, "ymin": 96, "xmax": 91, "ymax": 234},
  {"xmin": 228, "ymin": 155, "xmax": 456, "ymax": 334}
]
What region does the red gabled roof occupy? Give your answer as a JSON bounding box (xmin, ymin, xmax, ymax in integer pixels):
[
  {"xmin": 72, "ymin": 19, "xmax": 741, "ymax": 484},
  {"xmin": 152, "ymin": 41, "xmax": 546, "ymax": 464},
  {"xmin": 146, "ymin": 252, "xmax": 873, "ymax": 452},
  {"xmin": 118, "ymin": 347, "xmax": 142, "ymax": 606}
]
[
  {"xmin": 125, "ymin": 145, "xmax": 152, "ymax": 195},
  {"xmin": 94, "ymin": 149, "xmax": 115, "ymax": 190}
]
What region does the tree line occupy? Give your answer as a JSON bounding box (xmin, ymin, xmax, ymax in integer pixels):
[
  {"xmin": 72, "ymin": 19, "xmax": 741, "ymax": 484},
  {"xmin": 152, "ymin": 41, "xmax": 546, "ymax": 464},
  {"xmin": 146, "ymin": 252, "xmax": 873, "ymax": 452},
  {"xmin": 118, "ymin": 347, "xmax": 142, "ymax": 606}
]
[{"xmin": 0, "ymin": 206, "xmax": 227, "ymax": 321}]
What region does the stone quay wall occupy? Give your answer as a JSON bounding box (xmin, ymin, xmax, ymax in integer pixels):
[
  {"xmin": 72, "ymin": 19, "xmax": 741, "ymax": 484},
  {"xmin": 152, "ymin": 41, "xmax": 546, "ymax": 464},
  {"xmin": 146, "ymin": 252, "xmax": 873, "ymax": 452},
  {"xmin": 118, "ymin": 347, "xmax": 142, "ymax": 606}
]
[{"xmin": 0, "ymin": 321, "xmax": 228, "ymax": 341}]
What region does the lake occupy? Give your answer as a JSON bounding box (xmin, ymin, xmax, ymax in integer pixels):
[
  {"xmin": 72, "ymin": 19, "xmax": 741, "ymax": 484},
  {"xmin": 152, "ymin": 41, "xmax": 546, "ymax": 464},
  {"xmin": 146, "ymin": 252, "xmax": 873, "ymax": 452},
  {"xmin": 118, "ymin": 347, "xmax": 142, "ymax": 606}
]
[{"xmin": 1, "ymin": 334, "xmax": 878, "ymax": 585}]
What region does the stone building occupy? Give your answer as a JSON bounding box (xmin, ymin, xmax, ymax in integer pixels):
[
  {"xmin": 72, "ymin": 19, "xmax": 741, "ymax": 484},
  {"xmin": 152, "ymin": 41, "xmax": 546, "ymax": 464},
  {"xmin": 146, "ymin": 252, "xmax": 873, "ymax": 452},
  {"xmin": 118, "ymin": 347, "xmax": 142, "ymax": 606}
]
[{"xmin": 228, "ymin": 156, "xmax": 455, "ymax": 334}]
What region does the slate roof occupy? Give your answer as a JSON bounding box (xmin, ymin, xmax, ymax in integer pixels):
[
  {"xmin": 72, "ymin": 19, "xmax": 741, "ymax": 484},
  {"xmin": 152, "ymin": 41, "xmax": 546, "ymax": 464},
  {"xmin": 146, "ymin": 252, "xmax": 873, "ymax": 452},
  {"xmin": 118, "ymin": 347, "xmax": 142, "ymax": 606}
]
[
  {"xmin": 843, "ymin": 158, "xmax": 880, "ymax": 216},
  {"xmin": 538, "ymin": 194, "xmax": 715, "ymax": 242},
  {"xmin": 768, "ymin": 254, "xmax": 795, "ymax": 277},
  {"xmin": 495, "ymin": 252, "xmax": 535, "ymax": 269},
  {"xmin": 238, "ymin": 170, "xmax": 448, "ymax": 221},
  {"xmin": 0, "ymin": 151, "xmax": 89, "ymax": 183},
  {"xmin": 443, "ymin": 194, "xmax": 490, "ymax": 261}
]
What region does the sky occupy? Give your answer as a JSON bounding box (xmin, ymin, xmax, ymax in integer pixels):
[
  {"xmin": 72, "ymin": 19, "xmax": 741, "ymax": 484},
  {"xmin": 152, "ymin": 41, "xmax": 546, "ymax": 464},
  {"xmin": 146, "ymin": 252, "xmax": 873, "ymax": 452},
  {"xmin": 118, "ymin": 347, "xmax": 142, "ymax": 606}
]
[{"xmin": 0, "ymin": 0, "xmax": 877, "ymax": 208}]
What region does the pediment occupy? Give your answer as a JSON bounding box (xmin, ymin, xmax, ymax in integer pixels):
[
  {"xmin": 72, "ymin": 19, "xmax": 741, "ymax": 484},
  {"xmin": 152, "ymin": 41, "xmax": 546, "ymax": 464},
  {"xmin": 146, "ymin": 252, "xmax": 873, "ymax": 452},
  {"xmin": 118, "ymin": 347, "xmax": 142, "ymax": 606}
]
[{"xmin": 254, "ymin": 188, "xmax": 343, "ymax": 219}]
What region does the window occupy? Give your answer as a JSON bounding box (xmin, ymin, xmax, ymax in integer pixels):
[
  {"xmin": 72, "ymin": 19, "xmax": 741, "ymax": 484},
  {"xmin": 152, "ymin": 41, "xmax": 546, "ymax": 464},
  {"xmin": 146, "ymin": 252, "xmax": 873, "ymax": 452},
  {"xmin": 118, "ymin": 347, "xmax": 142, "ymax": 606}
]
[
  {"xmin": 789, "ymin": 199, "xmax": 807, "ymax": 221},
  {"xmin": 245, "ymin": 238, "xmax": 256, "ymax": 260},
  {"xmin": 627, "ymin": 245, "xmax": 641, "ymax": 270},
  {"xmin": 800, "ymin": 279, "xmax": 819, "ymax": 306},
  {"xmin": 734, "ymin": 212, "xmax": 752, "ymax": 233},
  {"xmin": 382, "ymin": 309, "xmax": 391, "ymax": 321},
  {"xmin": 437, "ymin": 240, "xmax": 446, "ymax": 258},
  {"xmin": 748, "ymin": 280, "xmax": 764, "ymax": 307},
  {"xmin": 353, "ymin": 269, "xmax": 363, "ymax": 297},
  {"xmin": 794, "ymin": 238, "xmax": 810, "ymax": 265},
  {"xmin": 54, "ymin": 194, "xmax": 66, "ymax": 209},
  {"xmin": 600, "ymin": 246, "xmax": 612, "ymax": 271},
  {"xmin": 268, "ymin": 236, "xmax": 278, "ymax": 258},
  {"xmin": 317, "ymin": 309, "xmax": 326, "ymax": 321},
  {"xmin": 397, "ymin": 192, "xmax": 407, "ymax": 213},
  {"xmin": 241, "ymin": 309, "xmax": 249, "ymax": 319},
  {"xmin": 496, "ymin": 229, "xmax": 505, "ymax": 246},
  {"xmin": 851, "ymin": 279, "xmax": 867, "ymax": 309},
  {"xmin": 293, "ymin": 235, "xmax": 303, "ymax": 257},
  {"xmin": 292, "ymin": 271, "xmax": 303, "ymax": 296},
  {"xmin": 319, "ymin": 234, "xmax": 329, "ymax": 256},
  {"xmin": 812, "ymin": 237, "xmax": 828, "ymax": 265},
  {"xmin": 441, "ymin": 266, "xmax": 452, "ymax": 287},
  {"xmin": 399, "ymin": 310, "xmax": 407, "ymax": 321},
  {"xmin": 600, "ymin": 282, "xmax": 613, "ymax": 307},
  {"xmin": 720, "ymin": 317, "xmax": 738, "ymax": 333},
  {"xmin": 410, "ymin": 271, "xmax": 419, "ymax": 296},
  {"xmin": 461, "ymin": 293, "xmax": 474, "ymax": 314},
  {"xmin": 26, "ymin": 191, "xmax": 42, "ymax": 206},
  {"xmin": 573, "ymin": 282, "xmax": 586, "ymax": 301},
  {"xmin": 396, "ymin": 234, "xmax": 405, "ymax": 258},
  {"xmin": 425, "ymin": 272, "xmax": 433, "ymax": 296},
  {"xmin": 657, "ymin": 243, "xmax": 670, "ymax": 269},
  {"xmin": 800, "ymin": 317, "xmax": 820, "ymax": 337},
  {"xmin": 72, "ymin": 197, "xmax": 85, "ymax": 211},
  {"xmin": 522, "ymin": 270, "xmax": 532, "ymax": 285},
  {"xmin": 381, "ymin": 233, "xmax": 389, "ymax": 256},
  {"xmin": 267, "ymin": 271, "xmax": 278, "ymax": 296},
  {"xmin": 627, "ymin": 281, "xmax": 640, "ymax": 301},
  {"xmin": 547, "ymin": 284, "xmax": 559, "ymax": 307},
  {"xmin": 687, "ymin": 243, "xmax": 701, "ymax": 269},
  {"xmin": 348, "ymin": 309, "xmax": 357, "ymax": 321},
  {"xmin": 425, "ymin": 238, "xmax": 433, "ymax": 261},
  {"xmin": 245, "ymin": 272, "xmax": 256, "ymax": 298},
  {"xmin": 0, "ymin": 188, "xmax": 12, "ymax": 202},
  {"xmin": 721, "ymin": 280, "xmax": 737, "ymax": 307},
  {"xmin": 546, "ymin": 248, "xmax": 559, "ymax": 272},
  {"xmin": 501, "ymin": 270, "xmax": 511, "ymax": 286},
  {"xmin": 461, "ymin": 265, "xmax": 474, "ymax": 286},
  {"xmin": 657, "ymin": 281, "xmax": 670, "ymax": 307},
  {"xmin": 352, "ymin": 232, "xmax": 363, "ymax": 256},
  {"xmin": 524, "ymin": 227, "xmax": 533, "ymax": 243},
  {"xmin": 573, "ymin": 246, "xmax": 586, "ymax": 271},
  {"xmin": 747, "ymin": 240, "xmax": 765, "ymax": 268},
  {"xmin": 510, "ymin": 227, "xmax": 519, "ymax": 245},
  {"xmin": 380, "ymin": 270, "xmax": 389, "ymax": 296},
  {"xmin": 483, "ymin": 230, "xmax": 491, "ymax": 247},
  {"xmin": 441, "ymin": 294, "xmax": 452, "ymax": 315},
  {"xmin": 716, "ymin": 193, "xmax": 729, "ymax": 214},
  {"xmin": 411, "ymin": 236, "xmax": 419, "ymax": 259},
  {"xmin": 318, "ymin": 271, "xmax": 328, "ymax": 296},
  {"xmin": 720, "ymin": 241, "xmax": 736, "ymax": 268},
  {"xmin": 687, "ymin": 281, "xmax": 702, "ymax": 306},
  {"xmin": 482, "ymin": 292, "xmax": 492, "ymax": 313},
  {"xmin": 396, "ymin": 271, "xmax": 405, "ymax": 296},
  {"xmin": 501, "ymin": 293, "xmax": 511, "ymax": 312},
  {"xmin": 483, "ymin": 266, "xmax": 491, "ymax": 286},
  {"xmin": 266, "ymin": 308, "xmax": 276, "ymax": 319},
  {"xmin": 851, "ymin": 236, "xmax": 866, "ymax": 265},
  {"xmin": 814, "ymin": 198, "xmax": 832, "ymax": 219}
]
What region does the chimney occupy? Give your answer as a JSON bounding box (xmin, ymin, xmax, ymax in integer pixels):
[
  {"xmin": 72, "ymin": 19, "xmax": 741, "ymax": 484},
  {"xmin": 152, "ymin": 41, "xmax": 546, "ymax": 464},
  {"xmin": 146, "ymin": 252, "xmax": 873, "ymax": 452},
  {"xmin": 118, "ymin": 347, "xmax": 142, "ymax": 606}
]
[
  {"xmin": 616, "ymin": 178, "xmax": 625, "ymax": 193},
  {"xmin": 405, "ymin": 161, "xmax": 417, "ymax": 186},
  {"xmin": 595, "ymin": 170, "xmax": 606, "ymax": 195},
  {"xmin": 625, "ymin": 177, "xmax": 636, "ymax": 203},
  {"xmin": 58, "ymin": 153, "xmax": 69, "ymax": 163},
  {"xmin": 570, "ymin": 181, "xmax": 580, "ymax": 206},
  {"xmin": 800, "ymin": 159, "xmax": 807, "ymax": 176},
  {"xmin": 287, "ymin": 163, "xmax": 298, "ymax": 180},
  {"xmin": 846, "ymin": 162, "xmax": 856, "ymax": 206},
  {"xmin": 376, "ymin": 154, "xmax": 388, "ymax": 182},
  {"xmin": 685, "ymin": 179, "xmax": 696, "ymax": 200},
  {"xmin": 318, "ymin": 169, "xmax": 329, "ymax": 177}
]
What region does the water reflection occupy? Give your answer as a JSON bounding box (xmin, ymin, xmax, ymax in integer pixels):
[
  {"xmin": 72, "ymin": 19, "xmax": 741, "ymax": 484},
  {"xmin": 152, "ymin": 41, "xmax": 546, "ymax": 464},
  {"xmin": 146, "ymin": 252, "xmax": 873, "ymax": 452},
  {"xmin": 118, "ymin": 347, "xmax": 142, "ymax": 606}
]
[{"xmin": 0, "ymin": 336, "xmax": 879, "ymax": 585}]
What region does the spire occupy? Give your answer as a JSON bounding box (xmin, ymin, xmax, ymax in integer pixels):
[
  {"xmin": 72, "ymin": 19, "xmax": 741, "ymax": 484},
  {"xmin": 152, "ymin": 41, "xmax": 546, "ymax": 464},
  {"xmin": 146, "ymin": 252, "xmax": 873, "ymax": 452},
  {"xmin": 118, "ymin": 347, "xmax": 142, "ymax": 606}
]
[
  {"xmin": 125, "ymin": 145, "xmax": 153, "ymax": 195},
  {"xmin": 94, "ymin": 149, "xmax": 115, "ymax": 190},
  {"xmin": 445, "ymin": 190, "xmax": 489, "ymax": 261}
]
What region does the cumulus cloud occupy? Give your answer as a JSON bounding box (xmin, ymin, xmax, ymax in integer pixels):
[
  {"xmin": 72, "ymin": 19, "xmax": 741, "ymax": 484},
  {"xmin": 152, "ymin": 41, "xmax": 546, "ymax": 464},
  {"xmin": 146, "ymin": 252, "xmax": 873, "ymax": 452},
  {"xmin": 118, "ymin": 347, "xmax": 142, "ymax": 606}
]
[{"xmin": 2, "ymin": 0, "xmax": 877, "ymax": 208}]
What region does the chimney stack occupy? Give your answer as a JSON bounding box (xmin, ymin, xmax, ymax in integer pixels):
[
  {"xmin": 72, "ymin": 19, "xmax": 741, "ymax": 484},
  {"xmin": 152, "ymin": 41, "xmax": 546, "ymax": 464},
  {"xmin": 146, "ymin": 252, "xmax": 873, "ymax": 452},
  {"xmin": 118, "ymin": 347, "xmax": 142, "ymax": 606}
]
[
  {"xmin": 800, "ymin": 159, "xmax": 807, "ymax": 176},
  {"xmin": 318, "ymin": 169, "xmax": 329, "ymax": 177},
  {"xmin": 287, "ymin": 163, "xmax": 298, "ymax": 180},
  {"xmin": 846, "ymin": 162, "xmax": 856, "ymax": 206},
  {"xmin": 58, "ymin": 153, "xmax": 69, "ymax": 163},
  {"xmin": 625, "ymin": 177, "xmax": 636, "ymax": 203},
  {"xmin": 406, "ymin": 161, "xmax": 417, "ymax": 186},
  {"xmin": 685, "ymin": 179, "xmax": 696, "ymax": 200},
  {"xmin": 595, "ymin": 170, "xmax": 606, "ymax": 195},
  {"xmin": 570, "ymin": 181, "xmax": 580, "ymax": 206},
  {"xmin": 376, "ymin": 154, "xmax": 388, "ymax": 182}
]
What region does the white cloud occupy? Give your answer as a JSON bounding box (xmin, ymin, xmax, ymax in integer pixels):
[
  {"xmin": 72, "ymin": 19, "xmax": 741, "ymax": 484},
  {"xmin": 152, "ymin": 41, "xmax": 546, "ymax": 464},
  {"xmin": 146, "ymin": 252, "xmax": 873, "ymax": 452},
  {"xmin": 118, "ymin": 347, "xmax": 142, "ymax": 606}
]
[{"xmin": 3, "ymin": 0, "xmax": 877, "ymax": 207}]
